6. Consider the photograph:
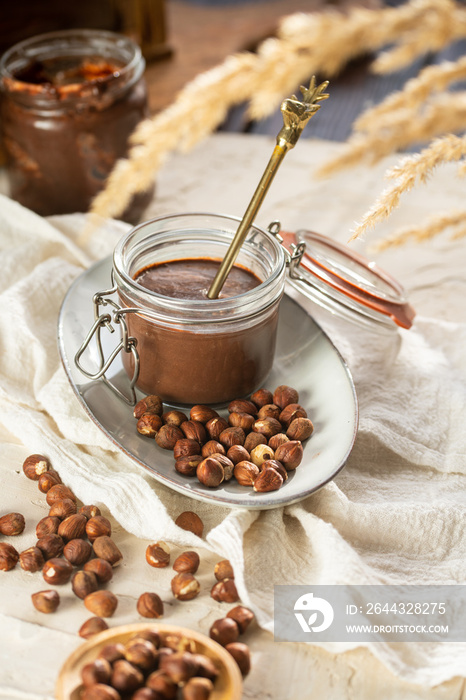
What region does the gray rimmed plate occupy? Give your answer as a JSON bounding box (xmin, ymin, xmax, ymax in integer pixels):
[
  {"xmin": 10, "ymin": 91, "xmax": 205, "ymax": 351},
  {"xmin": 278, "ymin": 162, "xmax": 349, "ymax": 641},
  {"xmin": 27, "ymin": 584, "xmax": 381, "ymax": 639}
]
[{"xmin": 58, "ymin": 256, "xmax": 358, "ymax": 509}]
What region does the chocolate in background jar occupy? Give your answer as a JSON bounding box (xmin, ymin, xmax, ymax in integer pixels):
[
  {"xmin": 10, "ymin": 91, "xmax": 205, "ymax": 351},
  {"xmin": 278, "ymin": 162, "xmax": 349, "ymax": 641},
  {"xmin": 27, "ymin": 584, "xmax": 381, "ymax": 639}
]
[{"xmin": 0, "ymin": 29, "xmax": 153, "ymax": 223}]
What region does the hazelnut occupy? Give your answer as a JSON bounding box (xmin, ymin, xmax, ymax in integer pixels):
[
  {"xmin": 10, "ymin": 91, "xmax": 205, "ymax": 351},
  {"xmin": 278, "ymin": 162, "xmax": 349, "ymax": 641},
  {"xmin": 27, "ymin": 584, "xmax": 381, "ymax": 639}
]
[
  {"xmin": 205, "ymin": 416, "xmax": 229, "ymax": 441},
  {"xmin": 214, "ymin": 559, "xmax": 234, "ymax": 580},
  {"xmin": 156, "ymin": 424, "xmax": 184, "ymax": 450},
  {"xmin": 209, "ymin": 617, "xmax": 240, "ymax": 646},
  {"xmin": 146, "ymin": 670, "xmax": 177, "ymax": 699},
  {"xmin": 243, "ymin": 431, "xmax": 267, "ymax": 453},
  {"xmin": 175, "ymin": 454, "xmax": 203, "ymax": 476},
  {"xmin": 111, "ymin": 659, "xmax": 144, "ymax": 693},
  {"xmin": 86, "ymin": 515, "xmax": 112, "ymax": 542},
  {"xmin": 253, "ymin": 467, "xmax": 284, "ymax": 492},
  {"xmin": 181, "ymin": 420, "xmax": 207, "ymax": 445},
  {"xmin": 287, "ymin": 417, "xmax": 314, "ymax": 441},
  {"xmin": 210, "ymin": 578, "xmax": 239, "ymax": 603},
  {"xmin": 190, "ymin": 653, "xmax": 219, "ymax": 681},
  {"xmin": 257, "ymin": 404, "xmax": 281, "ymax": 421},
  {"xmin": 137, "ymin": 413, "xmax": 163, "ymax": 437},
  {"xmin": 137, "ymin": 591, "xmax": 164, "ymax": 618},
  {"xmin": 134, "ymin": 629, "xmax": 161, "ymax": 649},
  {"xmin": 250, "ymin": 443, "xmax": 274, "ymax": 468},
  {"xmin": 196, "ymin": 457, "xmax": 224, "ymax": 488},
  {"xmin": 228, "ymin": 411, "xmax": 255, "ymax": 431},
  {"xmin": 79, "ymin": 616, "xmax": 109, "ymax": 639},
  {"xmin": 174, "ymin": 438, "xmax": 201, "ymax": 460},
  {"xmin": 125, "ymin": 638, "xmax": 158, "ymax": 671},
  {"xmin": 171, "ymin": 572, "xmax": 201, "ymax": 600},
  {"xmin": 268, "ymin": 433, "xmax": 290, "ymax": 451},
  {"xmin": 279, "ymin": 403, "xmax": 307, "ymax": 428},
  {"xmin": 0, "ymin": 542, "xmax": 19, "ymax": 570},
  {"xmin": 37, "ymin": 470, "xmax": 62, "ymax": 494},
  {"xmin": 71, "ymin": 569, "xmax": 99, "ymax": 599},
  {"xmin": 273, "ymin": 384, "xmax": 299, "ymax": 409},
  {"xmin": 226, "ymin": 444, "xmax": 250, "ymax": 465},
  {"xmin": 252, "ymin": 417, "xmax": 282, "ymax": 439},
  {"xmin": 146, "ymin": 541, "xmax": 170, "ymax": 568},
  {"xmin": 201, "ymin": 440, "xmax": 225, "ymax": 458},
  {"xmin": 58, "ymin": 513, "xmax": 87, "ymax": 541},
  {"xmin": 19, "ymin": 546, "xmax": 45, "ymax": 572},
  {"xmin": 250, "ymin": 387, "xmax": 274, "ymax": 407},
  {"xmin": 209, "ymin": 453, "xmax": 234, "ymax": 481},
  {"xmin": 266, "ymin": 459, "xmax": 288, "ymax": 481},
  {"xmin": 219, "ymin": 427, "xmax": 245, "ymax": 448},
  {"xmin": 132, "ymin": 688, "xmax": 160, "ymax": 700},
  {"xmin": 81, "ymin": 658, "xmax": 112, "ymax": 687},
  {"xmin": 133, "ymin": 394, "xmax": 163, "ymax": 419},
  {"xmin": 36, "ymin": 533, "xmax": 64, "ymax": 560},
  {"xmin": 275, "ymin": 440, "xmax": 304, "ymax": 470},
  {"xmin": 162, "ymin": 632, "xmax": 196, "ymax": 653},
  {"xmin": 81, "ymin": 684, "xmax": 121, "ymax": 700},
  {"xmin": 173, "ymin": 551, "xmax": 200, "ymax": 574},
  {"xmin": 225, "ymin": 642, "xmax": 251, "ymax": 676},
  {"xmin": 163, "ymin": 409, "xmax": 188, "ymax": 427},
  {"xmin": 233, "ymin": 460, "xmax": 259, "ymax": 486},
  {"xmin": 182, "ymin": 677, "xmax": 214, "ymax": 700},
  {"xmin": 227, "ymin": 605, "xmax": 255, "ymax": 633},
  {"xmin": 79, "ymin": 504, "xmax": 102, "ymax": 519},
  {"xmin": 227, "ymin": 399, "xmax": 257, "ymax": 416},
  {"xmin": 36, "ymin": 515, "xmax": 60, "ymax": 539},
  {"xmin": 46, "ymin": 483, "xmax": 76, "ymax": 506},
  {"xmin": 190, "ymin": 405, "xmax": 219, "ymax": 424},
  {"xmin": 93, "ymin": 536, "xmax": 123, "ymax": 566},
  {"xmin": 48, "ymin": 498, "xmax": 77, "ymax": 520},
  {"xmin": 31, "ymin": 589, "xmax": 60, "ymax": 613},
  {"xmin": 42, "ymin": 557, "xmax": 73, "ymax": 585},
  {"xmin": 22, "ymin": 454, "xmax": 50, "ymax": 481},
  {"xmin": 0, "ymin": 512, "xmax": 25, "ymax": 536},
  {"xmin": 84, "ymin": 590, "xmax": 119, "ymax": 617},
  {"xmin": 83, "ymin": 558, "xmax": 114, "ymax": 584},
  {"xmin": 160, "ymin": 652, "xmax": 198, "ymax": 685},
  {"xmin": 98, "ymin": 643, "xmax": 126, "ymax": 663},
  {"xmin": 175, "ymin": 511, "xmax": 204, "ymax": 537}
]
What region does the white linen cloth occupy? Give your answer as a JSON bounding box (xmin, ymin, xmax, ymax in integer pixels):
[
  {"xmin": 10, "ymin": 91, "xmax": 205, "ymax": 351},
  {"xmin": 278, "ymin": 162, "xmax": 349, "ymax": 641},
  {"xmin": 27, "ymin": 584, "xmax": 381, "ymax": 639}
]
[{"xmin": 0, "ymin": 135, "xmax": 465, "ymax": 691}]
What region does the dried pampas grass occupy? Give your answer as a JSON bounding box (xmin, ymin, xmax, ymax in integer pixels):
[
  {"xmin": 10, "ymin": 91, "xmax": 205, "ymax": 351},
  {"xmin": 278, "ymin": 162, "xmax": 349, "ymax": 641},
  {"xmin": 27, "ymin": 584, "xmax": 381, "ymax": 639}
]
[
  {"xmin": 372, "ymin": 209, "xmax": 466, "ymax": 251},
  {"xmin": 89, "ymin": 0, "xmax": 466, "ymax": 222},
  {"xmin": 349, "ymin": 134, "xmax": 466, "ymax": 242}
]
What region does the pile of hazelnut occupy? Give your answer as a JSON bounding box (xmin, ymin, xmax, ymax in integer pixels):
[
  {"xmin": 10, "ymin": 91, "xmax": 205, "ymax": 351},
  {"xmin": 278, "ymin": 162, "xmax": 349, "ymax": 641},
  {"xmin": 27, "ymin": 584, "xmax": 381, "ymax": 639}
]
[
  {"xmin": 134, "ymin": 384, "xmax": 313, "ymax": 493},
  {"xmin": 0, "ymin": 453, "xmax": 122, "ymax": 630},
  {"xmin": 79, "ymin": 627, "xmax": 243, "ymax": 700}
]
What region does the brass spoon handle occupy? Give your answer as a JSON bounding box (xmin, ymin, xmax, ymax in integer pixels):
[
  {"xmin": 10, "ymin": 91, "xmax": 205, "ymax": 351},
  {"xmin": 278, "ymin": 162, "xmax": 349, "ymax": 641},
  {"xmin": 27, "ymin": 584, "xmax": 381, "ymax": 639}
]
[{"xmin": 207, "ymin": 77, "xmax": 329, "ymax": 299}]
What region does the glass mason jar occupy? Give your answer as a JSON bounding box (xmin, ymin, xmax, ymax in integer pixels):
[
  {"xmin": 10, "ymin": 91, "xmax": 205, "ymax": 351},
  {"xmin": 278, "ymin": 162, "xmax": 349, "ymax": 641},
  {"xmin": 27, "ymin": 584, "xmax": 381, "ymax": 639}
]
[
  {"xmin": 113, "ymin": 213, "xmax": 287, "ymax": 405},
  {"xmin": 0, "ymin": 29, "xmax": 153, "ymax": 223}
]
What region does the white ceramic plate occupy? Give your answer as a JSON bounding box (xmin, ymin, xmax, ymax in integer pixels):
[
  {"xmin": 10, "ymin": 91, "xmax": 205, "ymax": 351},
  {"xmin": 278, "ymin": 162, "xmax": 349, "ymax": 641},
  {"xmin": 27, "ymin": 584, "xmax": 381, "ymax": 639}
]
[{"xmin": 58, "ymin": 257, "xmax": 358, "ymax": 509}]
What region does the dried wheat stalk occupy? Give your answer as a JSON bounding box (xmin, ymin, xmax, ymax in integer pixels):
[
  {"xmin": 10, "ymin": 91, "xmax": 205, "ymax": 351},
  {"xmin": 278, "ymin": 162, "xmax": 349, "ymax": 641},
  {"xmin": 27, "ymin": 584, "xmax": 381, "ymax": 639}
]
[{"xmin": 349, "ymin": 134, "xmax": 466, "ymax": 242}]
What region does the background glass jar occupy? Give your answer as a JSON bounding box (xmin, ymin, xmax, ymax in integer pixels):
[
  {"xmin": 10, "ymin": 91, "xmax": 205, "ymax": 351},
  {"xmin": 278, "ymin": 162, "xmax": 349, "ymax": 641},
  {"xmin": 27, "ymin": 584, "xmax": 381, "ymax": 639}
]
[
  {"xmin": 113, "ymin": 213, "xmax": 287, "ymax": 406},
  {"xmin": 0, "ymin": 29, "xmax": 153, "ymax": 223}
]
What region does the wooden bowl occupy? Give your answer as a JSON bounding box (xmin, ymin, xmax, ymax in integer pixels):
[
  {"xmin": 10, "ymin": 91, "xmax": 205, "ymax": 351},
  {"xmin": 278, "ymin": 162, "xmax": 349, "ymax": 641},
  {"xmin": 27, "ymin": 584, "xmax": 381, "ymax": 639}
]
[{"xmin": 55, "ymin": 622, "xmax": 243, "ymax": 699}]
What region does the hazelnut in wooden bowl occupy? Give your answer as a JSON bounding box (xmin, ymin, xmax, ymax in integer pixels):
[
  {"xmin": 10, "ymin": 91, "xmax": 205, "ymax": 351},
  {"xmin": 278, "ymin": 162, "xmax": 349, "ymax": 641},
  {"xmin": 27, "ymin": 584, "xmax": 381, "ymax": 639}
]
[{"xmin": 56, "ymin": 622, "xmax": 243, "ymax": 700}]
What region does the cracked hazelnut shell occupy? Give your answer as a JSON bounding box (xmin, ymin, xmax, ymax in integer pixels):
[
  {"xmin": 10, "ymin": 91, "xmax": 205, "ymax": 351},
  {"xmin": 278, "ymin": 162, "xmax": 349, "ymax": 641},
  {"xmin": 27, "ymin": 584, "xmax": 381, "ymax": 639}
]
[{"xmin": 146, "ymin": 541, "xmax": 170, "ymax": 568}]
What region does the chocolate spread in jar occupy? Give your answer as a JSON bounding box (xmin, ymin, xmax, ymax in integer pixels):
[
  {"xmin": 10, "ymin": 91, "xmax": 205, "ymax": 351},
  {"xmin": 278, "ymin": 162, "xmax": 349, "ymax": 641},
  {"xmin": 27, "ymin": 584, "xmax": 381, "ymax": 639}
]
[
  {"xmin": 0, "ymin": 35, "xmax": 152, "ymax": 223},
  {"xmin": 120, "ymin": 258, "xmax": 279, "ymax": 405}
]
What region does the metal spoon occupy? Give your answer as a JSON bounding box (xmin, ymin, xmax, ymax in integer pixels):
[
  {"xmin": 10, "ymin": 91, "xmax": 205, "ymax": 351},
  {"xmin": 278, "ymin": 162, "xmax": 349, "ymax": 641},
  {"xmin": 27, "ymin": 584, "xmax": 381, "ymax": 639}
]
[{"xmin": 207, "ymin": 77, "xmax": 329, "ymax": 299}]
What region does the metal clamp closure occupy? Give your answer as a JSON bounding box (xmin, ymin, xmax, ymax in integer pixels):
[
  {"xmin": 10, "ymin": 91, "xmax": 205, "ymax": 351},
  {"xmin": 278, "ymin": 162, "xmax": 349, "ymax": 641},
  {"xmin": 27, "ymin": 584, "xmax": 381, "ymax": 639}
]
[
  {"xmin": 74, "ymin": 283, "xmax": 139, "ymax": 405},
  {"xmin": 267, "ymin": 220, "xmax": 307, "ymax": 283}
]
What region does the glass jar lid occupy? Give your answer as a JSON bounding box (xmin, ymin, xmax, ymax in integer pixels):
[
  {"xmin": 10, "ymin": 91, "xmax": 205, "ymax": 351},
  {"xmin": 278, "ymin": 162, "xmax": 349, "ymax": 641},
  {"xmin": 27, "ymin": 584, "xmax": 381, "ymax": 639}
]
[{"xmin": 277, "ymin": 227, "xmax": 415, "ymax": 331}]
